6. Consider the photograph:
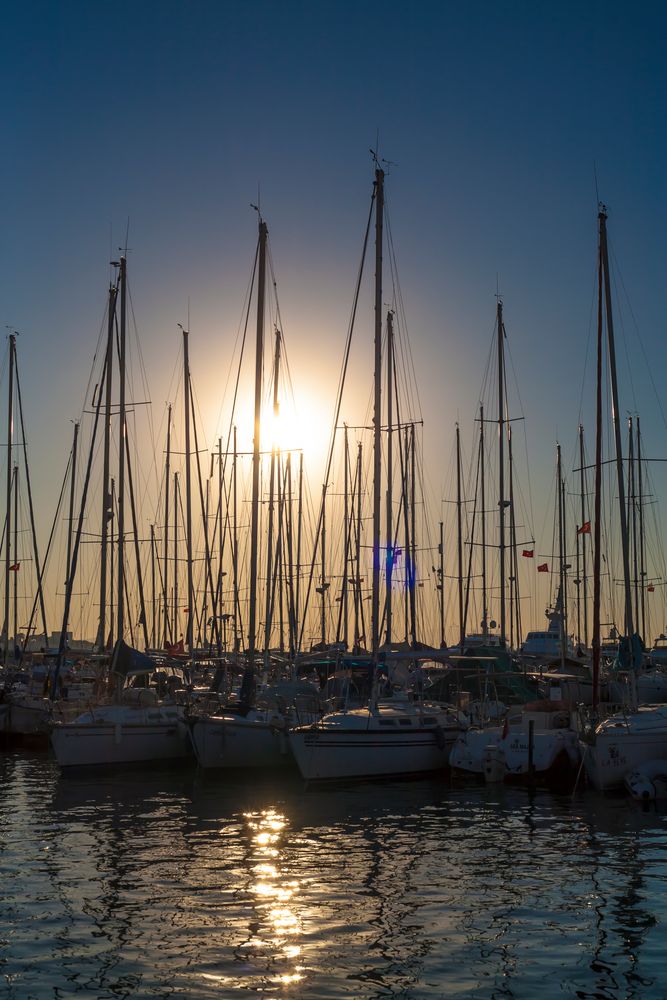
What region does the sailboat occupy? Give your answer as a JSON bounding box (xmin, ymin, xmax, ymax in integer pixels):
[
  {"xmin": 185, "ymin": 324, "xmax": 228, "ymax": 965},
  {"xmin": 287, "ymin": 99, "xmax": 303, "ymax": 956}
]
[
  {"xmin": 50, "ymin": 639, "xmax": 190, "ymax": 767},
  {"xmin": 289, "ymin": 164, "xmax": 467, "ymax": 782},
  {"xmin": 49, "ymin": 256, "xmax": 191, "ymax": 768},
  {"xmin": 187, "ymin": 213, "xmax": 323, "ymax": 769},
  {"xmin": 580, "ymin": 206, "xmax": 667, "ymax": 791},
  {"xmin": 449, "ymin": 443, "xmax": 581, "ymax": 788},
  {"xmin": 449, "ymin": 702, "xmax": 580, "ymax": 787},
  {"xmin": 1, "ymin": 334, "xmax": 89, "ymax": 745}
]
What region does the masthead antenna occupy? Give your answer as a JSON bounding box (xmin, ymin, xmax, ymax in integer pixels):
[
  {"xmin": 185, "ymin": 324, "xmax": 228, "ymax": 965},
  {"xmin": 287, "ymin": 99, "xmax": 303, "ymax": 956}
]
[
  {"xmin": 119, "ymin": 217, "xmax": 131, "ymax": 257},
  {"xmin": 250, "ymin": 182, "xmax": 262, "ymax": 219}
]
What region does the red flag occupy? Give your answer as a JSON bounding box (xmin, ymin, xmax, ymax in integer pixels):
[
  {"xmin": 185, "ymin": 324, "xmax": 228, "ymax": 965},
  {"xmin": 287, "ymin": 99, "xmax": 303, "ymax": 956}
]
[
  {"xmin": 8, "ymin": 563, "xmax": 19, "ymax": 572},
  {"xmin": 522, "ymin": 549, "xmax": 534, "ymax": 558},
  {"xmin": 537, "ymin": 562, "xmax": 549, "ymax": 573},
  {"xmin": 648, "ymin": 585, "xmax": 655, "ymax": 593},
  {"xmin": 578, "ymin": 521, "xmax": 591, "ymax": 535},
  {"xmin": 166, "ymin": 639, "xmax": 184, "ymax": 656}
]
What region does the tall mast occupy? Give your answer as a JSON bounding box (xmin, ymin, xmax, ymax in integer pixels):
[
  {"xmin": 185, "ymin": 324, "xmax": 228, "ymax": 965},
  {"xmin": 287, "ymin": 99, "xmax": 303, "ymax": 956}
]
[
  {"xmin": 12, "ymin": 466, "xmax": 18, "ymax": 650},
  {"xmin": 66, "ymin": 422, "xmax": 79, "ymax": 599},
  {"xmin": 385, "ymin": 310, "xmax": 394, "ymax": 645},
  {"xmin": 628, "ymin": 416, "xmax": 639, "ymax": 634},
  {"xmin": 557, "ymin": 443, "xmax": 566, "ymax": 668},
  {"xmin": 53, "ymin": 362, "xmax": 107, "ymax": 684},
  {"xmin": 97, "ymin": 282, "xmax": 116, "ymax": 650},
  {"xmin": 319, "ymin": 485, "xmax": 327, "ymax": 646},
  {"xmin": 182, "ymin": 325, "xmax": 193, "ymax": 655},
  {"xmin": 342, "ymin": 424, "xmax": 350, "ymax": 647},
  {"xmin": 248, "ymin": 219, "xmax": 267, "ymax": 666},
  {"xmin": 480, "ymin": 404, "xmax": 488, "ymax": 637},
  {"xmin": 409, "ymin": 422, "xmax": 417, "ymax": 646},
  {"xmin": 637, "ymin": 416, "xmax": 647, "ymax": 640},
  {"xmin": 232, "ymin": 425, "xmax": 240, "ymax": 650},
  {"xmin": 14, "ymin": 351, "xmax": 48, "ymax": 644},
  {"xmin": 354, "ymin": 442, "xmax": 363, "ymax": 650},
  {"xmin": 508, "ymin": 424, "xmax": 520, "ymax": 649},
  {"xmin": 150, "ymin": 523, "xmax": 156, "ymax": 648},
  {"xmin": 371, "ymin": 167, "xmax": 384, "ymax": 658},
  {"xmin": 579, "ymin": 424, "xmax": 588, "ymax": 647},
  {"xmin": 592, "ymin": 212, "xmax": 604, "ymax": 709},
  {"xmin": 116, "ymin": 255, "xmax": 127, "ymax": 644},
  {"xmin": 124, "ymin": 430, "xmax": 149, "ymax": 650},
  {"xmin": 456, "ymin": 423, "xmax": 464, "ymax": 651},
  {"xmin": 402, "ymin": 425, "xmax": 410, "ymax": 641},
  {"xmin": 497, "ymin": 299, "xmax": 506, "ymax": 646},
  {"xmin": 295, "ymin": 450, "xmax": 303, "ymax": 654},
  {"xmin": 163, "ymin": 404, "xmax": 172, "ymax": 648},
  {"xmin": 438, "ymin": 520, "xmax": 445, "ymax": 647},
  {"xmin": 264, "ymin": 329, "xmax": 281, "ymax": 668},
  {"xmin": 110, "ymin": 479, "xmax": 115, "ymax": 643},
  {"xmin": 561, "ymin": 475, "xmax": 568, "ymax": 668},
  {"xmin": 599, "ymin": 207, "xmax": 633, "ymax": 637},
  {"xmin": 217, "ymin": 437, "xmax": 223, "ymax": 646},
  {"xmin": 276, "ymin": 457, "xmax": 285, "ymax": 653},
  {"xmin": 285, "ymin": 453, "xmax": 296, "ymax": 658},
  {"xmin": 575, "ymin": 527, "xmax": 581, "ymax": 647},
  {"xmin": 3, "ymin": 333, "xmax": 15, "ymax": 664},
  {"xmin": 173, "ymin": 472, "xmax": 179, "ymax": 642}
]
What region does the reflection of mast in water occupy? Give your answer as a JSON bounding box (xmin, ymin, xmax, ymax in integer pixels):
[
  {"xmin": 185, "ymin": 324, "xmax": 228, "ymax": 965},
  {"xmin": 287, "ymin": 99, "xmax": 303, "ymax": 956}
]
[
  {"xmin": 350, "ymin": 809, "xmax": 431, "ymax": 995},
  {"xmin": 46, "ymin": 770, "xmax": 200, "ymax": 994},
  {"xmin": 583, "ymin": 812, "xmax": 658, "ymax": 995}
]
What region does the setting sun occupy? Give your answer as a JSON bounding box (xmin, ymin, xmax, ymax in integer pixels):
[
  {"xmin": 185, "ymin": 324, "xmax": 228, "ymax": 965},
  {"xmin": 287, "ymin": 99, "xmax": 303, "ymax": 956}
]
[{"xmin": 262, "ymin": 388, "xmax": 332, "ymax": 459}]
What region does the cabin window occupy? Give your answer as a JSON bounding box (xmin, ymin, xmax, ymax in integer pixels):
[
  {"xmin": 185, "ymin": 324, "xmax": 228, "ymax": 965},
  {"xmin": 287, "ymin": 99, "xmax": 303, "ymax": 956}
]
[{"xmin": 398, "ymin": 718, "xmax": 412, "ymax": 726}]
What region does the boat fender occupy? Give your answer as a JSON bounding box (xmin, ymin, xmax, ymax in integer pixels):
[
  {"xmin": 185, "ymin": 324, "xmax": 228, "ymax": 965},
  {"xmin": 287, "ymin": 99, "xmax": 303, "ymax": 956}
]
[{"xmin": 434, "ymin": 725, "xmax": 447, "ymax": 751}]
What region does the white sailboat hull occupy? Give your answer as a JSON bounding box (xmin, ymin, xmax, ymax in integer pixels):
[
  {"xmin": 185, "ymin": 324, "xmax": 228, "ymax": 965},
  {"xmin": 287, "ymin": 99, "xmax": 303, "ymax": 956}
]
[
  {"xmin": 189, "ymin": 714, "xmax": 293, "ymax": 769},
  {"xmin": 581, "ymin": 705, "xmax": 667, "ymax": 791},
  {"xmin": 51, "ymin": 705, "xmax": 191, "ymax": 768},
  {"xmin": 450, "ymin": 723, "xmax": 580, "ymax": 783},
  {"xmin": 289, "ymin": 704, "xmax": 463, "ymax": 781},
  {"xmin": 6, "ymin": 695, "xmax": 89, "ymax": 740}
]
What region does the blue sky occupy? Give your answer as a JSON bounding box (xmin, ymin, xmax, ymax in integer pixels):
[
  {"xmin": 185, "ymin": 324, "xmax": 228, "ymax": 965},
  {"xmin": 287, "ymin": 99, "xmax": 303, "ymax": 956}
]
[{"xmin": 2, "ymin": 1, "xmax": 667, "ymax": 641}]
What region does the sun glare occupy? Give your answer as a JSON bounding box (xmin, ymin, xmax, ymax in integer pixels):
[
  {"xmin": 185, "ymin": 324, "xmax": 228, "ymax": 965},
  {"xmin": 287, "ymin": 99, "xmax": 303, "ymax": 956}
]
[{"xmin": 261, "ymin": 387, "xmax": 333, "ymax": 464}]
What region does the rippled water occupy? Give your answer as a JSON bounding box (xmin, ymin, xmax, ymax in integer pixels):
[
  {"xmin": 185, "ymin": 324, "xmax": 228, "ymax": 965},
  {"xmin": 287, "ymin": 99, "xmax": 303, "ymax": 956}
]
[{"xmin": 1, "ymin": 752, "xmax": 667, "ymax": 998}]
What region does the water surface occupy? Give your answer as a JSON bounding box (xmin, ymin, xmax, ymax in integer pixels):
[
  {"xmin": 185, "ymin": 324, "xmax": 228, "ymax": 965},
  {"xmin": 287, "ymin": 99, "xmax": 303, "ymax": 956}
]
[{"xmin": 1, "ymin": 752, "xmax": 666, "ymax": 998}]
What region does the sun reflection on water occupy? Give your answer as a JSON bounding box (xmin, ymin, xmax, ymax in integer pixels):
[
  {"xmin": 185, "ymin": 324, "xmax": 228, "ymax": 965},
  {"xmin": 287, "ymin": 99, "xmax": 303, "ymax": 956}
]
[{"xmin": 239, "ymin": 807, "xmax": 305, "ymax": 988}]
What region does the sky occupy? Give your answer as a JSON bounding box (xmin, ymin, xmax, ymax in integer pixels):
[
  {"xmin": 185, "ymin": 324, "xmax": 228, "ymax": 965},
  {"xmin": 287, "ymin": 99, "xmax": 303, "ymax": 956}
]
[{"xmin": 2, "ymin": 0, "xmax": 667, "ymax": 646}]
